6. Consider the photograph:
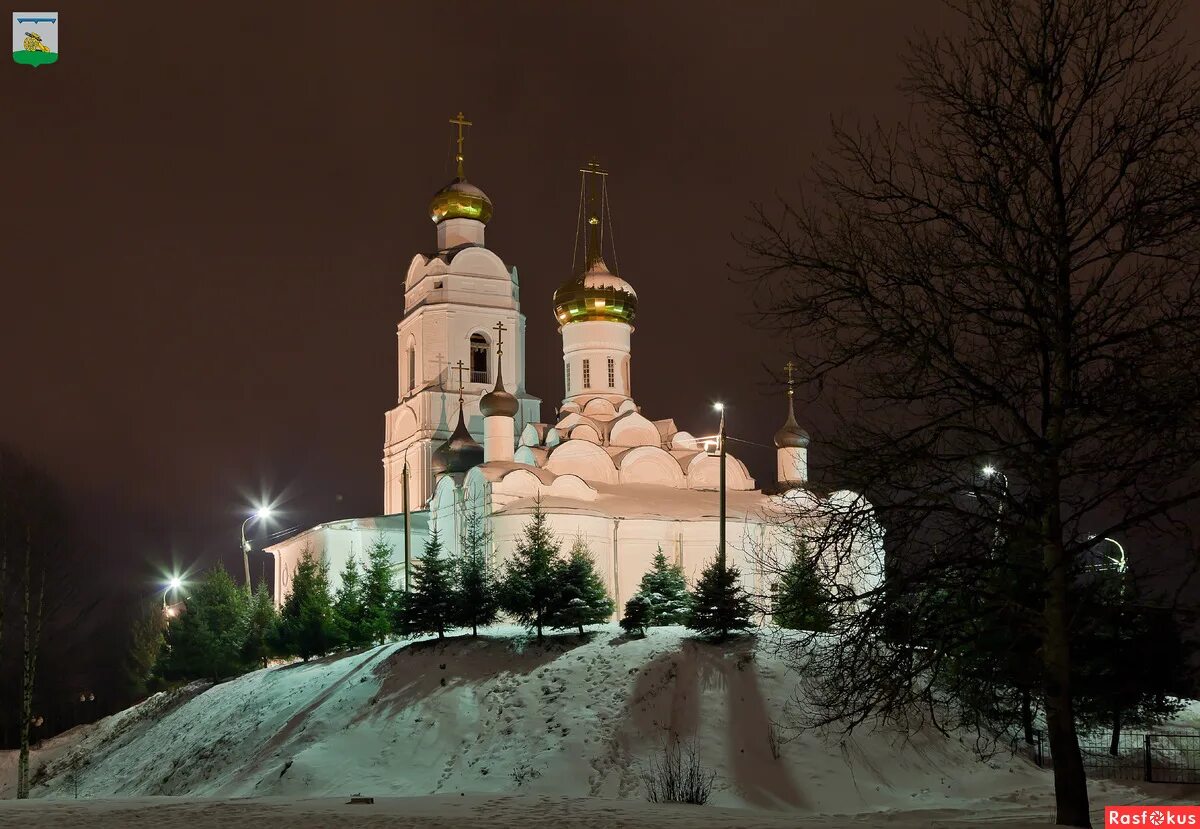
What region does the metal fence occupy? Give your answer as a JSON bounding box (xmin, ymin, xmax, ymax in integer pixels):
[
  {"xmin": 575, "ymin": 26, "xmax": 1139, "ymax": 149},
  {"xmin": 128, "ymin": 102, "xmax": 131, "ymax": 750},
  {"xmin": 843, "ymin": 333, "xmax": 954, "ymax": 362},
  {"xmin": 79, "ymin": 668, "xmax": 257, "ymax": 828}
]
[{"xmin": 1015, "ymin": 730, "xmax": 1200, "ymax": 783}]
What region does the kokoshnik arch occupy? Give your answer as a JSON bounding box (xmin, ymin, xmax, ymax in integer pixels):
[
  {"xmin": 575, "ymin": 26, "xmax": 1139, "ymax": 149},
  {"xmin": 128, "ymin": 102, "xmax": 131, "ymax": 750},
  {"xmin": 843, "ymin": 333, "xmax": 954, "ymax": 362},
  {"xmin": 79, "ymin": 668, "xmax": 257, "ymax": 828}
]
[{"xmin": 265, "ymin": 114, "xmax": 883, "ymax": 611}]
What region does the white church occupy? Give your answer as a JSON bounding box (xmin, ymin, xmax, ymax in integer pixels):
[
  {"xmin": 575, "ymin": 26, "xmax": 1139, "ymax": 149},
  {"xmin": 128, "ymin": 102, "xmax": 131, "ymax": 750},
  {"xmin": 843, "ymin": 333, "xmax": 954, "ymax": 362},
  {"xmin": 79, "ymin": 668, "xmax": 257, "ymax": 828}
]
[{"xmin": 266, "ymin": 115, "xmax": 882, "ymax": 612}]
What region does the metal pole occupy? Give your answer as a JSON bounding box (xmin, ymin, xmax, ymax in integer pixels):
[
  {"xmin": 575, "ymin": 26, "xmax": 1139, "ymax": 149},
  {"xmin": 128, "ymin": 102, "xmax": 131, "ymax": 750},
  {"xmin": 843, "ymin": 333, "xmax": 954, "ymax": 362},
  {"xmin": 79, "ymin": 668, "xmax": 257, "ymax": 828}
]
[
  {"xmin": 240, "ymin": 515, "xmax": 253, "ymax": 591},
  {"xmin": 402, "ymin": 458, "xmax": 412, "ymax": 594},
  {"xmin": 718, "ymin": 408, "xmax": 726, "ymax": 570}
]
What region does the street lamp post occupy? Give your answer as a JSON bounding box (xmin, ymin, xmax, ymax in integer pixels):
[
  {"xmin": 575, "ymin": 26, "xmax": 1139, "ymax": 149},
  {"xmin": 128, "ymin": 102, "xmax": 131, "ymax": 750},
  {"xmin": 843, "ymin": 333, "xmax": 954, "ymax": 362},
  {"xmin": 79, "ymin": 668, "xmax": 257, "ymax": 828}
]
[
  {"xmin": 241, "ymin": 507, "xmax": 272, "ymax": 591},
  {"xmin": 715, "ymin": 403, "xmax": 726, "ymax": 570},
  {"xmin": 402, "ymin": 453, "xmax": 412, "ymax": 594}
]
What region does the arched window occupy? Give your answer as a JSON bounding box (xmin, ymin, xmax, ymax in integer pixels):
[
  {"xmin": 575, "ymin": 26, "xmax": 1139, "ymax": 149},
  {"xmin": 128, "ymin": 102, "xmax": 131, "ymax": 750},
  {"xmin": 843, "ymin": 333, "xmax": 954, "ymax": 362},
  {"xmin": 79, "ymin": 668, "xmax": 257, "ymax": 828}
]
[
  {"xmin": 624, "ymin": 357, "xmax": 631, "ymax": 392},
  {"xmin": 565, "ymin": 363, "xmax": 571, "ymax": 393},
  {"xmin": 582, "ymin": 358, "xmax": 591, "ymax": 389},
  {"xmin": 470, "ymin": 333, "xmax": 489, "ymax": 383},
  {"xmin": 607, "ymin": 357, "xmax": 615, "ymax": 389},
  {"xmin": 407, "ymin": 346, "xmax": 416, "ymax": 392}
]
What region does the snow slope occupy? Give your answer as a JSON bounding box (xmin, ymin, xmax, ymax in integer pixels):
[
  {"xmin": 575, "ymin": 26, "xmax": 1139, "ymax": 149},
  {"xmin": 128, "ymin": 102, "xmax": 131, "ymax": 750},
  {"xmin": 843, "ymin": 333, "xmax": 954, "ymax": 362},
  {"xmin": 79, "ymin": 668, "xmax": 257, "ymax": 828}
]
[{"xmin": 13, "ymin": 625, "xmax": 1072, "ymax": 815}]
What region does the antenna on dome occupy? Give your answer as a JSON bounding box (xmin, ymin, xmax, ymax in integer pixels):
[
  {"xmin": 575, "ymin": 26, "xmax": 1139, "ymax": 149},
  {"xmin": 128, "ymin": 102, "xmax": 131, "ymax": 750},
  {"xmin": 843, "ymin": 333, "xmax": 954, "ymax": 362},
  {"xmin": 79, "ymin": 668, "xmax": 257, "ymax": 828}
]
[{"xmin": 572, "ymin": 160, "xmax": 617, "ymax": 275}]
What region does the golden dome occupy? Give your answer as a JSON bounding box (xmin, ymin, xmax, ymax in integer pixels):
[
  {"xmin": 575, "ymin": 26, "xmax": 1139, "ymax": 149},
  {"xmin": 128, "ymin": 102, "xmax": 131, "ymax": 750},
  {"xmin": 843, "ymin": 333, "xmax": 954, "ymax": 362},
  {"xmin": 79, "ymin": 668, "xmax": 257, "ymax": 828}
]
[
  {"xmin": 429, "ymin": 178, "xmax": 493, "ymax": 225},
  {"xmin": 553, "ymin": 259, "xmax": 637, "ymax": 327}
]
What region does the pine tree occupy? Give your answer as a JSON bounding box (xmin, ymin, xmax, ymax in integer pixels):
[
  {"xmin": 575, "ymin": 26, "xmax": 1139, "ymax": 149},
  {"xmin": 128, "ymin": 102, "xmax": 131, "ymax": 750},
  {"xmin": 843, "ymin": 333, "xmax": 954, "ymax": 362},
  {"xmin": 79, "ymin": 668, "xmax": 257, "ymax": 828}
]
[
  {"xmin": 275, "ymin": 548, "xmax": 338, "ymax": 661},
  {"xmin": 332, "ymin": 555, "xmax": 369, "ymax": 648},
  {"xmin": 242, "ymin": 580, "xmax": 278, "ymax": 669},
  {"xmin": 456, "ymin": 507, "xmax": 499, "ymax": 637},
  {"xmin": 360, "ymin": 536, "xmax": 396, "ymax": 645},
  {"xmin": 500, "ymin": 503, "xmax": 562, "ymax": 641},
  {"xmin": 549, "ymin": 539, "xmax": 615, "ymax": 635},
  {"xmin": 686, "ymin": 557, "xmax": 754, "ymax": 641},
  {"xmin": 772, "ymin": 544, "xmax": 834, "ymax": 632},
  {"xmin": 406, "ymin": 529, "xmax": 458, "ymax": 639},
  {"xmin": 159, "ymin": 564, "xmax": 250, "ymax": 680},
  {"xmin": 637, "ymin": 547, "xmax": 692, "ymax": 626},
  {"xmin": 124, "ymin": 597, "xmax": 166, "ymax": 697},
  {"xmin": 620, "ymin": 593, "xmax": 652, "ymax": 637}
]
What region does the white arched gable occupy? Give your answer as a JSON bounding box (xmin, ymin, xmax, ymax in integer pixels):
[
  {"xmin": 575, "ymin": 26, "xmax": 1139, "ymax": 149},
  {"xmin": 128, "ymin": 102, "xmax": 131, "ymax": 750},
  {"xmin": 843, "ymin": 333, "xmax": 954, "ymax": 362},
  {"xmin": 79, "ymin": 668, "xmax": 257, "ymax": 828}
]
[
  {"xmin": 404, "ymin": 253, "xmax": 431, "ymax": 290},
  {"xmin": 545, "ymin": 440, "xmax": 619, "ymax": 485},
  {"xmin": 569, "ymin": 423, "xmax": 601, "ymax": 444},
  {"xmin": 462, "ymin": 468, "xmax": 492, "ymax": 512},
  {"xmin": 609, "ymin": 412, "xmax": 661, "ymax": 448},
  {"xmin": 685, "ymin": 453, "xmax": 755, "ymax": 490},
  {"xmin": 390, "ymin": 404, "xmax": 419, "ymax": 444},
  {"xmin": 519, "ymin": 423, "xmax": 541, "ymax": 448},
  {"xmin": 429, "ymin": 475, "xmax": 463, "ymax": 536},
  {"xmin": 544, "ymin": 427, "xmax": 562, "ymax": 448},
  {"xmin": 547, "ymin": 473, "xmax": 597, "ymax": 501},
  {"xmin": 617, "ymin": 446, "xmax": 686, "ymax": 488},
  {"xmin": 494, "ymin": 468, "xmax": 544, "ymax": 498},
  {"xmin": 618, "ymin": 398, "xmax": 638, "ymax": 414},
  {"xmin": 671, "ymin": 430, "xmax": 701, "ymax": 450},
  {"xmin": 448, "ymin": 247, "xmax": 510, "ymax": 279},
  {"xmin": 582, "ymin": 397, "xmax": 617, "ymax": 418},
  {"xmin": 556, "ymin": 412, "xmax": 584, "ymax": 433}
]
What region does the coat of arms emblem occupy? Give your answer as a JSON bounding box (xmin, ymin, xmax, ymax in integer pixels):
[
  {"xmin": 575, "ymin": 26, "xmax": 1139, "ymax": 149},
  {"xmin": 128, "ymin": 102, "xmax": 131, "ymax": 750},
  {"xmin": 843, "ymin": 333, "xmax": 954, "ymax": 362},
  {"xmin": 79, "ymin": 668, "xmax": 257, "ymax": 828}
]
[{"xmin": 12, "ymin": 12, "xmax": 58, "ymax": 66}]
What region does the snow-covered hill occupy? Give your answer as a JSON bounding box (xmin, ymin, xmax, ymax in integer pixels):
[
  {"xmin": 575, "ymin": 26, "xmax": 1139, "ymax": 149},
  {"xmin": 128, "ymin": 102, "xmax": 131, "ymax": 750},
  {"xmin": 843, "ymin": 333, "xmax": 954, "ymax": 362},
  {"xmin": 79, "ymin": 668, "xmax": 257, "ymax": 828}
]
[{"xmin": 21, "ymin": 625, "xmax": 1054, "ymax": 814}]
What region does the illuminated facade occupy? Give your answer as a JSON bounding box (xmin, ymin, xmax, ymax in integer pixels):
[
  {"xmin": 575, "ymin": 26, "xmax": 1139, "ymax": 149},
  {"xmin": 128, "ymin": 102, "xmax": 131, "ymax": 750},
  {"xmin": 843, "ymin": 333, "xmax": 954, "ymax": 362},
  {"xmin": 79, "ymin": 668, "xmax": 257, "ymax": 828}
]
[{"xmin": 266, "ymin": 116, "xmax": 881, "ymax": 612}]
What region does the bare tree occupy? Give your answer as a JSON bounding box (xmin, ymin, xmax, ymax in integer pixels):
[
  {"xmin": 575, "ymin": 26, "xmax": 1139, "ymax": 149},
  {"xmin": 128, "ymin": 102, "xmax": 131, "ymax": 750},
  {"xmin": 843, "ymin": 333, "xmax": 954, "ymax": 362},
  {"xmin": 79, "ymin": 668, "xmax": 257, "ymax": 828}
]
[
  {"xmin": 17, "ymin": 527, "xmax": 45, "ymax": 799},
  {"xmin": 741, "ymin": 1, "xmax": 1200, "ymax": 825}
]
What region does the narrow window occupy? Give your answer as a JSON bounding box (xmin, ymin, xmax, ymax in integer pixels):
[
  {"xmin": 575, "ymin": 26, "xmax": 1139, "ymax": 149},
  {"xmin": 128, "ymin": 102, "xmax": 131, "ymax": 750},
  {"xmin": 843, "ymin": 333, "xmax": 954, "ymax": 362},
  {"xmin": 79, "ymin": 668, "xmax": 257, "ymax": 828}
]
[
  {"xmin": 583, "ymin": 359, "xmax": 591, "ymax": 389},
  {"xmin": 566, "ymin": 363, "xmax": 571, "ymax": 393},
  {"xmin": 624, "ymin": 357, "xmax": 631, "ymax": 391},
  {"xmin": 607, "ymin": 357, "xmax": 615, "ymax": 388},
  {"xmin": 470, "ymin": 334, "xmax": 489, "ymax": 383},
  {"xmin": 407, "ymin": 347, "xmax": 416, "ymax": 392}
]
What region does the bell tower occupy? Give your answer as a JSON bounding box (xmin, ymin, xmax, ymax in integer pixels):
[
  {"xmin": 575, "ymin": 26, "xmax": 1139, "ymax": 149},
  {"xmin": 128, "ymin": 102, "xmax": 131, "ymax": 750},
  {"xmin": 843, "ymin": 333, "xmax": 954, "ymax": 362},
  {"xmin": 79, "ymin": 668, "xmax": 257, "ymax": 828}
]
[{"xmin": 382, "ymin": 114, "xmax": 540, "ymax": 513}]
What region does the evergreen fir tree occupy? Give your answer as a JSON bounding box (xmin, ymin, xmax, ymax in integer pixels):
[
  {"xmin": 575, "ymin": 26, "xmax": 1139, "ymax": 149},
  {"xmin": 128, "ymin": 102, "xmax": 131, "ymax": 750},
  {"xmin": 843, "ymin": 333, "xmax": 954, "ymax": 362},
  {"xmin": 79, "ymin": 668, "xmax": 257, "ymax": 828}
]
[
  {"xmin": 275, "ymin": 548, "xmax": 338, "ymax": 660},
  {"xmin": 620, "ymin": 593, "xmax": 652, "ymax": 637},
  {"xmin": 242, "ymin": 580, "xmax": 278, "ymax": 669},
  {"xmin": 772, "ymin": 544, "xmax": 834, "ymax": 632},
  {"xmin": 549, "ymin": 539, "xmax": 615, "ymax": 635},
  {"xmin": 686, "ymin": 557, "xmax": 754, "ymax": 641},
  {"xmin": 158, "ymin": 564, "xmax": 249, "ymax": 681},
  {"xmin": 406, "ymin": 529, "xmax": 458, "ymax": 639},
  {"xmin": 124, "ymin": 598, "xmax": 166, "ymax": 696},
  {"xmin": 360, "ymin": 536, "xmax": 396, "ymax": 645},
  {"xmin": 456, "ymin": 507, "xmax": 500, "ymax": 636},
  {"xmin": 500, "ymin": 503, "xmax": 562, "ymax": 641},
  {"xmin": 636, "ymin": 547, "xmax": 692, "ymax": 625},
  {"xmin": 332, "ymin": 554, "xmax": 369, "ymax": 648},
  {"xmin": 1074, "ymin": 569, "xmax": 1190, "ymax": 754}
]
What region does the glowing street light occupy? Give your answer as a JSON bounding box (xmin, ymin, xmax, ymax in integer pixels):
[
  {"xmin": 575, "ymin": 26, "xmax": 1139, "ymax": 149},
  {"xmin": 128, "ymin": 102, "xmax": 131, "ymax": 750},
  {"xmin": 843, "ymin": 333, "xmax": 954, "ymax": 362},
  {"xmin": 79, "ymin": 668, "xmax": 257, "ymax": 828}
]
[{"xmin": 241, "ymin": 505, "xmax": 273, "ymax": 591}]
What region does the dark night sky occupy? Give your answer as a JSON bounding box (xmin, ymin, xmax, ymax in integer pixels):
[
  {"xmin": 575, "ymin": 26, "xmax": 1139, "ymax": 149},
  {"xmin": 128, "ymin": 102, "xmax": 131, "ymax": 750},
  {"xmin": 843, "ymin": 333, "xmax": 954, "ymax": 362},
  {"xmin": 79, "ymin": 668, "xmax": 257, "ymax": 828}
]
[{"xmin": 4, "ymin": 2, "xmax": 1200, "ymax": 599}]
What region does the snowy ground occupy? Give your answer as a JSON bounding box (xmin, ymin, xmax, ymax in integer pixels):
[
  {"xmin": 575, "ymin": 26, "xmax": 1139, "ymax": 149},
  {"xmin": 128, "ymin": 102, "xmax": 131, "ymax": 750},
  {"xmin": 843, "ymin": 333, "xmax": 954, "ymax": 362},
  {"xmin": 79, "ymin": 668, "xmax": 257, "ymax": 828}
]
[{"xmin": 0, "ymin": 625, "xmax": 1194, "ymax": 827}]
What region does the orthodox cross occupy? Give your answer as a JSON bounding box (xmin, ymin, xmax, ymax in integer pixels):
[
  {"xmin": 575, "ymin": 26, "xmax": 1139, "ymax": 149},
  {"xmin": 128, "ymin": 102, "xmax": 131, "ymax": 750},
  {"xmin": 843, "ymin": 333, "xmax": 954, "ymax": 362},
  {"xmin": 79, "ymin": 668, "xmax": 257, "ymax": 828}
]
[
  {"xmin": 454, "ymin": 359, "xmax": 466, "ymax": 406},
  {"xmin": 784, "ymin": 360, "xmax": 796, "ymax": 397},
  {"xmin": 450, "ymin": 112, "xmax": 471, "ymax": 178},
  {"xmin": 493, "ymin": 320, "xmax": 507, "ymax": 358}
]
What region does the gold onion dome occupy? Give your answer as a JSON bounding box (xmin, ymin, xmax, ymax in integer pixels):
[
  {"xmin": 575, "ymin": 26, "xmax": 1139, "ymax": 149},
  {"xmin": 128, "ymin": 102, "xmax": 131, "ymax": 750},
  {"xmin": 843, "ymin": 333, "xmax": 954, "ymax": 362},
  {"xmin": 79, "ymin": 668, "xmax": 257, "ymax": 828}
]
[
  {"xmin": 553, "ymin": 259, "xmax": 638, "ymax": 327},
  {"xmin": 431, "ymin": 407, "xmax": 484, "ymax": 474},
  {"xmin": 429, "ymin": 177, "xmax": 493, "ymax": 225},
  {"xmin": 480, "ymin": 364, "xmax": 519, "ymax": 418},
  {"xmin": 774, "ymin": 398, "xmax": 810, "ymax": 449}
]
